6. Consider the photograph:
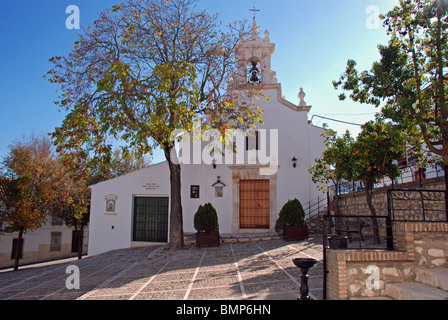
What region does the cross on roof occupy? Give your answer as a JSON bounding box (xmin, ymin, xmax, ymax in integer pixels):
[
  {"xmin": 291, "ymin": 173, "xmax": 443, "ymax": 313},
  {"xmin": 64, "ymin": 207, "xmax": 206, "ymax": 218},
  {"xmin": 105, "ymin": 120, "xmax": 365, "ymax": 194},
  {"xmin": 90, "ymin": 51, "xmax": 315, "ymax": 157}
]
[{"xmin": 249, "ymin": 6, "xmax": 260, "ymax": 21}]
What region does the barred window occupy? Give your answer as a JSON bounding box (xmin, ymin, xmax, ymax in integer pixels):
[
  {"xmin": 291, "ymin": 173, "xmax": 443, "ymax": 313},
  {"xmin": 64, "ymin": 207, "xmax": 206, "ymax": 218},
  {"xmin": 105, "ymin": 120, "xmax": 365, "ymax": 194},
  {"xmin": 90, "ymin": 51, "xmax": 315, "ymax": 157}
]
[{"xmin": 190, "ymin": 185, "xmax": 200, "ymax": 199}]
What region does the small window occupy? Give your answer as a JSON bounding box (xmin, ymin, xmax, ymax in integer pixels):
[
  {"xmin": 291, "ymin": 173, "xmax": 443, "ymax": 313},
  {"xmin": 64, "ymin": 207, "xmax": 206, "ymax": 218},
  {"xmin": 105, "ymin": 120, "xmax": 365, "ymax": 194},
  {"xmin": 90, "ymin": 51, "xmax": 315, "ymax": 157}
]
[
  {"xmin": 50, "ymin": 232, "xmax": 62, "ymax": 252},
  {"xmin": 190, "ymin": 185, "xmax": 200, "ymax": 199}
]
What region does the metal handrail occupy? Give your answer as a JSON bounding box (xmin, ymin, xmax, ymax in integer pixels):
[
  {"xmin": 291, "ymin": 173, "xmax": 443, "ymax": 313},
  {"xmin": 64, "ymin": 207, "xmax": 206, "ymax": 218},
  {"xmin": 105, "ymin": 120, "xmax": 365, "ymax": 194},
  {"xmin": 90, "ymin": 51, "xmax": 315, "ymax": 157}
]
[
  {"xmin": 333, "ymin": 165, "xmax": 444, "ymax": 196},
  {"xmin": 304, "ymin": 194, "xmax": 328, "ymax": 220}
]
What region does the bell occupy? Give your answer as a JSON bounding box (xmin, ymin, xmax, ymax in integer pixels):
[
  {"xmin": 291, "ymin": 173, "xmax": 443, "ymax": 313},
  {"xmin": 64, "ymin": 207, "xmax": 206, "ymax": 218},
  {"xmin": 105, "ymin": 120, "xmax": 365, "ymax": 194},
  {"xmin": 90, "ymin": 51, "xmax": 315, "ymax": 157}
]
[{"xmin": 250, "ymin": 71, "xmax": 259, "ymax": 83}]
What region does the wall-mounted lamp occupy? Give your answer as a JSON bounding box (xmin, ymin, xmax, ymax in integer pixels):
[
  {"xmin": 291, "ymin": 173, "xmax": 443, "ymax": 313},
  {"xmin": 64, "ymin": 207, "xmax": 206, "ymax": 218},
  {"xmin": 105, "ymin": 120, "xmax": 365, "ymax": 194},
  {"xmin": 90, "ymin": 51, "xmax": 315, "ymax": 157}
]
[
  {"xmin": 212, "ymin": 159, "xmax": 217, "ymax": 169},
  {"xmin": 292, "ymin": 156, "xmax": 297, "ymax": 168}
]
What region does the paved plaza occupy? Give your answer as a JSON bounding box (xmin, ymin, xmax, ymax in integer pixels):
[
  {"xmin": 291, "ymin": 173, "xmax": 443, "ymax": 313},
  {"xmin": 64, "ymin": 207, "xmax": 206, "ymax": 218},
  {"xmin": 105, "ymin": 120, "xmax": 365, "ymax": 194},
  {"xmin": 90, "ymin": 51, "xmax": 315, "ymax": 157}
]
[{"xmin": 0, "ymin": 238, "xmax": 323, "ymax": 300}]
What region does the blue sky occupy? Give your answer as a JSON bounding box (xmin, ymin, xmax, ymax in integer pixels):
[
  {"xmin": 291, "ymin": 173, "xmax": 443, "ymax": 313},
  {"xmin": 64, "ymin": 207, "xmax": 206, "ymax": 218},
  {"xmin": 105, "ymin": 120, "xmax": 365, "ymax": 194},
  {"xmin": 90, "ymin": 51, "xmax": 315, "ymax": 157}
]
[{"xmin": 0, "ymin": 0, "xmax": 399, "ymax": 165}]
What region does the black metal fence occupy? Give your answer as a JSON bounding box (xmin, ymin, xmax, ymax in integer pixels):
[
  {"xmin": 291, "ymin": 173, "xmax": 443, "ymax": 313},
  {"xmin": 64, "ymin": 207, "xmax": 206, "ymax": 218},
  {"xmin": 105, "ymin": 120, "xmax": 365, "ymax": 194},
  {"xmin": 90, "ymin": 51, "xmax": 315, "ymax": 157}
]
[
  {"xmin": 334, "ymin": 165, "xmax": 444, "ymax": 196},
  {"xmin": 387, "ymin": 189, "xmax": 448, "ymax": 222},
  {"xmin": 323, "ymin": 215, "xmax": 394, "ymax": 251}
]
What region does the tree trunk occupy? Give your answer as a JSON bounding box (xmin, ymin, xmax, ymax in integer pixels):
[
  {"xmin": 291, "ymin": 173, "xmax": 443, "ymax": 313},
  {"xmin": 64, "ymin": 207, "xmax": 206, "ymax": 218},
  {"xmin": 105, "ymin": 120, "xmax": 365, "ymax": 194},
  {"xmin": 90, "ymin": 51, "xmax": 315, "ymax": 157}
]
[
  {"xmin": 442, "ymin": 171, "xmax": 448, "ymax": 224},
  {"xmin": 77, "ymin": 227, "xmax": 83, "ymax": 260},
  {"xmin": 164, "ymin": 146, "xmax": 184, "ymax": 250},
  {"xmin": 365, "ymin": 180, "xmax": 380, "ymax": 245},
  {"xmin": 13, "ymin": 227, "xmax": 24, "ymax": 271}
]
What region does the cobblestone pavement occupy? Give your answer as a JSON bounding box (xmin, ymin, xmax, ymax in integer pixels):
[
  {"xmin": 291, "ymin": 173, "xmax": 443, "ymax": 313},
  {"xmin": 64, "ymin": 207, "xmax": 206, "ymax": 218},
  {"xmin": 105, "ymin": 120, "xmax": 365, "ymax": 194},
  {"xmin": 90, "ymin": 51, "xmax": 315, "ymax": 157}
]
[{"xmin": 0, "ymin": 237, "xmax": 323, "ymax": 300}]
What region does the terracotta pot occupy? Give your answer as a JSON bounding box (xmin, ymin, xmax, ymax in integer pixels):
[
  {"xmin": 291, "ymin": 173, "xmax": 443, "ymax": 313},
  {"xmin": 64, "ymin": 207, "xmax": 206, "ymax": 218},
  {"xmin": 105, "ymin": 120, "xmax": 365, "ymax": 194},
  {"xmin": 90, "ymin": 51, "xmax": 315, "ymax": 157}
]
[
  {"xmin": 283, "ymin": 225, "xmax": 309, "ymax": 241},
  {"xmin": 196, "ymin": 232, "xmax": 220, "ymax": 247}
]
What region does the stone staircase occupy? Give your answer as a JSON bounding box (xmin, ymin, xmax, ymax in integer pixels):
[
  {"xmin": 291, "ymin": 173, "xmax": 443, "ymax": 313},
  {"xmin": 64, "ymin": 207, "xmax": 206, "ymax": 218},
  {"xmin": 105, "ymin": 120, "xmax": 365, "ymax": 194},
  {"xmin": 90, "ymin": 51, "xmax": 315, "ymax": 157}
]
[{"xmin": 385, "ymin": 268, "xmax": 448, "ymax": 300}]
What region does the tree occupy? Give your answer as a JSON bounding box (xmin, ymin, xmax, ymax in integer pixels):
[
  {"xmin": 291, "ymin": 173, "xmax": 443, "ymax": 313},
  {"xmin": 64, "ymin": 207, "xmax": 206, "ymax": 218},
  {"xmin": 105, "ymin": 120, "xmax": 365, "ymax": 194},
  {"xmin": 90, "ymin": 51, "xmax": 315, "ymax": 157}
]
[
  {"xmin": 0, "ymin": 135, "xmax": 57, "ymax": 270},
  {"xmin": 333, "ymin": 0, "xmax": 448, "ymax": 189},
  {"xmin": 46, "ymin": 0, "xmax": 262, "ymax": 250},
  {"xmin": 309, "ymin": 126, "xmax": 355, "ymax": 197},
  {"xmin": 88, "ymin": 149, "xmax": 150, "ymax": 186},
  {"xmin": 310, "ymin": 118, "xmax": 404, "ymax": 243},
  {"xmin": 350, "ymin": 119, "xmax": 405, "ymax": 243}
]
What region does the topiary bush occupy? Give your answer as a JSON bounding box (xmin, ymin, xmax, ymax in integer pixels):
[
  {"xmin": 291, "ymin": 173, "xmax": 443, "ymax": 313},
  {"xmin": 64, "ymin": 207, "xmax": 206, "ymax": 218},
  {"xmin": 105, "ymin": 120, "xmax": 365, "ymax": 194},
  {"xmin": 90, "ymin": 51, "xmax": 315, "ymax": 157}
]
[
  {"xmin": 274, "ymin": 198, "xmax": 305, "ymax": 233},
  {"xmin": 194, "ymin": 203, "xmax": 219, "ymax": 233}
]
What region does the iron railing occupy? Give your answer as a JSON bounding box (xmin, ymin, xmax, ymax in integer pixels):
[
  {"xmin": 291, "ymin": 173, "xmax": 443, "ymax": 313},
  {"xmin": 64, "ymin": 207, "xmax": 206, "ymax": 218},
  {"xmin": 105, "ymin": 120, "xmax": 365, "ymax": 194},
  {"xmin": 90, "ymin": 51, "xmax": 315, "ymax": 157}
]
[
  {"xmin": 323, "ymin": 214, "xmax": 394, "ymax": 251},
  {"xmin": 387, "ymin": 189, "xmax": 448, "ymax": 222},
  {"xmin": 333, "ymin": 165, "xmax": 444, "ymax": 196},
  {"xmin": 304, "ymin": 194, "xmax": 328, "ymax": 220}
]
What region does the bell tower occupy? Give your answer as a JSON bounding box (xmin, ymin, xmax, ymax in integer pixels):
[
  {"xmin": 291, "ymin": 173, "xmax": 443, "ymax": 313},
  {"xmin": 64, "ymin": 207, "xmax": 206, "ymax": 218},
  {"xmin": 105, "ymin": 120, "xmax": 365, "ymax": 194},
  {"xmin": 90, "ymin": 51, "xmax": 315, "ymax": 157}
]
[{"xmin": 233, "ymin": 14, "xmax": 277, "ymax": 87}]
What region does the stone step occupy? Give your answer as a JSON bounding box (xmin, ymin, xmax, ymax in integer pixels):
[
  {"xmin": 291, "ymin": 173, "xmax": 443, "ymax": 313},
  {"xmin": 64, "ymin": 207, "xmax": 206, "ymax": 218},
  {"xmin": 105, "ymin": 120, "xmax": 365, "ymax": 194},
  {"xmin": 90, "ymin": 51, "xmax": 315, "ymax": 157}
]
[
  {"xmin": 184, "ymin": 232, "xmax": 282, "ymax": 245},
  {"xmin": 385, "ymin": 282, "xmax": 448, "ymax": 300},
  {"xmin": 415, "ymin": 268, "xmax": 448, "ymax": 291},
  {"xmin": 220, "ymin": 233, "xmax": 281, "ymax": 243}
]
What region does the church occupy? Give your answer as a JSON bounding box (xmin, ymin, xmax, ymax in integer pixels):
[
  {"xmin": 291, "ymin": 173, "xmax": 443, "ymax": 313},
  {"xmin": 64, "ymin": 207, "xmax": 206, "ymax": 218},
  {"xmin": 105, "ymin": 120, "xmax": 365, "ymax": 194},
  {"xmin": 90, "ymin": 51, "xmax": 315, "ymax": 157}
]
[{"xmin": 87, "ymin": 19, "xmax": 326, "ymax": 256}]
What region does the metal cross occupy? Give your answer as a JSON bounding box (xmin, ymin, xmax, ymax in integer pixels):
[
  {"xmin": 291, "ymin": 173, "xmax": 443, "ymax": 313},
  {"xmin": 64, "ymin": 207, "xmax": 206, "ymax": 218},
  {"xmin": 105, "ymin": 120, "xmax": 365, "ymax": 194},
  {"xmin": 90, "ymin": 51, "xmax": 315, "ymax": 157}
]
[{"xmin": 249, "ymin": 6, "xmax": 260, "ymax": 21}]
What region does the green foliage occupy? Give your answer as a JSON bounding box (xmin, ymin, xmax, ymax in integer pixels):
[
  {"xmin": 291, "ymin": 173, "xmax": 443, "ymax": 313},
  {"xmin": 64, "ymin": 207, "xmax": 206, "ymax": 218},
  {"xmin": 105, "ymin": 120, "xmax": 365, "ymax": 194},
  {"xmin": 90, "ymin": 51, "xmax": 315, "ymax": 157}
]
[
  {"xmin": 333, "ymin": 0, "xmax": 448, "ymax": 166},
  {"xmin": 194, "ymin": 203, "xmax": 219, "ymax": 233},
  {"xmin": 310, "ymin": 117, "xmax": 405, "ymax": 191},
  {"xmin": 274, "ymin": 199, "xmax": 305, "ymax": 233},
  {"xmin": 46, "ymin": 0, "xmax": 263, "ymax": 168},
  {"xmin": 309, "ymin": 126, "xmax": 355, "ymax": 192},
  {"xmin": 351, "ymin": 118, "xmax": 405, "ymax": 186}
]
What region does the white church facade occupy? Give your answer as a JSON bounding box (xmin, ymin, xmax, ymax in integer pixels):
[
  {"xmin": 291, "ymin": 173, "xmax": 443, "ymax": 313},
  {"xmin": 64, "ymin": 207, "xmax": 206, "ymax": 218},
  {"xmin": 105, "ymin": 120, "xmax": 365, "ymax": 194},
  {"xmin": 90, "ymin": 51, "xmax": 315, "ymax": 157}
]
[{"xmin": 87, "ymin": 21, "xmax": 326, "ymax": 256}]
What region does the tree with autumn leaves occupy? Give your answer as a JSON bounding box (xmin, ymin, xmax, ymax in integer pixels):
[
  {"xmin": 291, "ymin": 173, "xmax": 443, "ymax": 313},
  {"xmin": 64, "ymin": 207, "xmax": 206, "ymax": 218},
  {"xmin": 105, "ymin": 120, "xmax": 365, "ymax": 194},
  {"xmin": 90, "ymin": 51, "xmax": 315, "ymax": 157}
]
[
  {"xmin": 46, "ymin": 0, "xmax": 263, "ymax": 250},
  {"xmin": 0, "ymin": 134, "xmax": 149, "ymax": 269},
  {"xmin": 0, "ymin": 135, "xmax": 60, "ymax": 270}
]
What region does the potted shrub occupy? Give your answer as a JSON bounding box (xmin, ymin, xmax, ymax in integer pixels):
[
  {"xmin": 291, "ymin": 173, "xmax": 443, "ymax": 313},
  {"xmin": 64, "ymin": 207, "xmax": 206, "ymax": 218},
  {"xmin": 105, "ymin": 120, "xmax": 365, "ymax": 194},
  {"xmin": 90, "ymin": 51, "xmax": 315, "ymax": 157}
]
[
  {"xmin": 194, "ymin": 203, "xmax": 220, "ymax": 247},
  {"xmin": 275, "ymin": 199, "xmax": 309, "ymax": 241}
]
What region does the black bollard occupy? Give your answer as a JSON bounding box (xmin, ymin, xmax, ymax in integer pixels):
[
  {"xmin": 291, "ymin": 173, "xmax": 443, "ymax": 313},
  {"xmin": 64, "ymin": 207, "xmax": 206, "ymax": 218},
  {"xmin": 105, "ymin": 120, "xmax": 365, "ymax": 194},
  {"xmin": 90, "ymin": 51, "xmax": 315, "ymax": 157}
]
[{"xmin": 292, "ymin": 258, "xmax": 317, "ymax": 300}]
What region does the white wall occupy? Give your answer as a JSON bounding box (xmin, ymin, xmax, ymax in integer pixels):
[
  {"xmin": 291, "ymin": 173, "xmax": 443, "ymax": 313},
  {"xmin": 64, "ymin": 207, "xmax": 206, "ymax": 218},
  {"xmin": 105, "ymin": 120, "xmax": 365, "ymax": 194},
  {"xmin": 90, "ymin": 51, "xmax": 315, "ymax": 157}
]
[
  {"xmin": 0, "ymin": 219, "xmax": 79, "ymax": 267},
  {"xmin": 88, "ymin": 162, "xmax": 170, "ymax": 256}
]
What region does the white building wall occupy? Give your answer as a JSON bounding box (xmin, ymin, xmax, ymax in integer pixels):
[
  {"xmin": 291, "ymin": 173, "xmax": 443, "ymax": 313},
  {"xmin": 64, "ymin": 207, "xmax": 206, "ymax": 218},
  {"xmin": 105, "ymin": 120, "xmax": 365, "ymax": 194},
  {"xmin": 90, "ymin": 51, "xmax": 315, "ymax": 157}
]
[
  {"xmin": 88, "ymin": 162, "xmax": 170, "ymax": 256},
  {"xmin": 0, "ymin": 219, "xmax": 84, "ymax": 267}
]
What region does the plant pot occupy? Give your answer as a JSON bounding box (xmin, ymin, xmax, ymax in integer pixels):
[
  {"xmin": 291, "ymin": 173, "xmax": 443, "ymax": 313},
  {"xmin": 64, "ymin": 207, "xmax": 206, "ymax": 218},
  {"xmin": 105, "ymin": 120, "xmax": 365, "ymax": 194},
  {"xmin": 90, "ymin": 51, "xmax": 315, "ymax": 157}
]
[
  {"xmin": 283, "ymin": 225, "xmax": 309, "ymax": 241},
  {"xmin": 196, "ymin": 232, "xmax": 220, "ymax": 247},
  {"xmin": 328, "ymin": 236, "xmax": 348, "ymax": 249}
]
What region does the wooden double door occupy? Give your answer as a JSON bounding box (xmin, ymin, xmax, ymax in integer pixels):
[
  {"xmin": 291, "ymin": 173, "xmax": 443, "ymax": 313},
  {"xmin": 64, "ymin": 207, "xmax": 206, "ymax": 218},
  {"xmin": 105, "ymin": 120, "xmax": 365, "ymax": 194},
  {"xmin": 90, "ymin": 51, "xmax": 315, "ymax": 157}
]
[{"xmin": 239, "ymin": 180, "xmax": 270, "ymax": 229}]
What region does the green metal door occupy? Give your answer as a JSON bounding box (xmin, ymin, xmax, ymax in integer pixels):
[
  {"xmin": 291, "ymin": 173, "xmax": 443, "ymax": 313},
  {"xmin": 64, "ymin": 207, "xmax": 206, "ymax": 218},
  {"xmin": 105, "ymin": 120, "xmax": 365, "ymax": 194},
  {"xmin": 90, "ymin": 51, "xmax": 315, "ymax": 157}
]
[{"xmin": 133, "ymin": 197, "xmax": 169, "ymax": 242}]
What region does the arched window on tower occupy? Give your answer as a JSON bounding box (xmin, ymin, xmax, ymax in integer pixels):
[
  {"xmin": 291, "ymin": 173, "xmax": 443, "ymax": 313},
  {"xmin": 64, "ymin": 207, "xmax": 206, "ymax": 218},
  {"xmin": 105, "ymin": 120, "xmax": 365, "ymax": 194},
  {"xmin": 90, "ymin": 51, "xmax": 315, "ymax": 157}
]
[{"xmin": 247, "ymin": 61, "xmax": 262, "ymax": 83}]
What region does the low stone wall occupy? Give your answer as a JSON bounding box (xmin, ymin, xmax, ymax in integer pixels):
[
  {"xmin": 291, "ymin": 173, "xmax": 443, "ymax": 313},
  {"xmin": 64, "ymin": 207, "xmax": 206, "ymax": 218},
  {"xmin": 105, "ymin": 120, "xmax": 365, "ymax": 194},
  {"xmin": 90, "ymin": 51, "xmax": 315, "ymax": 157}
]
[
  {"xmin": 337, "ymin": 177, "xmax": 445, "ymax": 217},
  {"xmin": 326, "ymin": 221, "xmax": 448, "ymax": 300},
  {"xmin": 306, "ymin": 210, "xmax": 325, "ymax": 234}
]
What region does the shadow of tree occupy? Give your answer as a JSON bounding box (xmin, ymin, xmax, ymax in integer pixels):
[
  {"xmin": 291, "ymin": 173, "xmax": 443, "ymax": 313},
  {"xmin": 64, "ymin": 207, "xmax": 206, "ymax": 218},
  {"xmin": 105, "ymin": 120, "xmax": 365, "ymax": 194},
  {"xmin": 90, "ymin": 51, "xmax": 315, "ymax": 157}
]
[{"xmin": 0, "ymin": 239, "xmax": 324, "ymax": 300}]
